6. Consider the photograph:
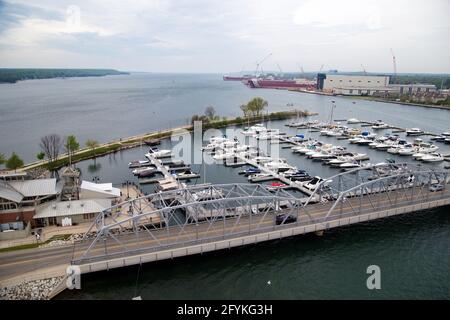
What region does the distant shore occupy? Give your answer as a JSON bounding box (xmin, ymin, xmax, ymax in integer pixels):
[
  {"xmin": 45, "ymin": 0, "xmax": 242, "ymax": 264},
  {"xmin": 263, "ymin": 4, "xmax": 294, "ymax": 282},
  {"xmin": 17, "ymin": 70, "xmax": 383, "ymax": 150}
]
[{"xmin": 0, "ymin": 68, "xmax": 129, "ymax": 84}]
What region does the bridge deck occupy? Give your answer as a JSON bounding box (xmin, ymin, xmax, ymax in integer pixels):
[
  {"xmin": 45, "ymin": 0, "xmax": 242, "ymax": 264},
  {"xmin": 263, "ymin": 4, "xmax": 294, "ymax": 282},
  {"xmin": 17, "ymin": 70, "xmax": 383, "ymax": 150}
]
[{"xmin": 71, "ymin": 185, "xmax": 450, "ymax": 272}]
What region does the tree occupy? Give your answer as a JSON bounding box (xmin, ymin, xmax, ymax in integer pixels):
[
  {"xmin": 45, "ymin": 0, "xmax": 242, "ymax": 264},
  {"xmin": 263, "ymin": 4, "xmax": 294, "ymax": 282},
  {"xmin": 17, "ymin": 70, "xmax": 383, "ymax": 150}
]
[
  {"xmin": 36, "ymin": 151, "xmax": 45, "ymax": 160},
  {"xmin": 240, "ymin": 104, "xmax": 249, "ymax": 117},
  {"xmin": 65, "ymin": 135, "xmax": 80, "ymax": 156},
  {"xmin": 40, "ymin": 134, "xmax": 62, "ymax": 163},
  {"xmin": 0, "ymin": 153, "xmax": 5, "ymax": 165},
  {"xmin": 86, "ymin": 139, "xmax": 99, "ymax": 157},
  {"xmin": 6, "ymin": 152, "xmax": 24, "ymax": 171},
  {"xmin": 247, "ymin": 97, "xmax": 268, "ymax": 116},
  {"xmin": 204, "ymin": 106, "xmax": 216, "ymax": 120}
]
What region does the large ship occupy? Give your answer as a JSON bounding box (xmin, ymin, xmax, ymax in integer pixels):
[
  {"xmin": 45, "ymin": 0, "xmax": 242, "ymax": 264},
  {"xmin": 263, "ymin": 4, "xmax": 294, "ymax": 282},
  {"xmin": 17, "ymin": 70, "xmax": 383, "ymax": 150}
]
[
  {"xmin": 244, "ymin": 77, "xmax": 316, "ymax": 90},
  {"xmin": 223, "ymin": 75, "xmax": 254, "ymax": 81}
]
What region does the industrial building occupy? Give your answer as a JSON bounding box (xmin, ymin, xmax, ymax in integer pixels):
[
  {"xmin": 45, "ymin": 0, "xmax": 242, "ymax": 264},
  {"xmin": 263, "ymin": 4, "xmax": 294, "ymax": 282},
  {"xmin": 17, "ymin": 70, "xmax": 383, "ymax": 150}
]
[
  {"xmin": 317, "ymin": 74, "xmax": 390, "ymax": 93},
  {"xmin": 316, "ymin": 73, "xmax": 437, "ymax": 96}
]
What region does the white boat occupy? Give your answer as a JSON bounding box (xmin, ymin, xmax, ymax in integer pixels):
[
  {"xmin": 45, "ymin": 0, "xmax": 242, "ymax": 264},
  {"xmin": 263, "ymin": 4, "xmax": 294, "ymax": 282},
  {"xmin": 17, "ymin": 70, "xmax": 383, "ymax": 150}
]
[
  {"xmin": 375, "ymin": 142, "xmax": 392, "ymax": 150},
  {"xmin": 302, "ymin": 176, "xmax": 325, "ymax": 190},
  {"xmin": 254, "ymin": 156, "xmax": 273, "ymax": 164},
  {"xmin": 145, "ymin": 148, "xmax": 172, "ymax": 159},
  {"xmin": 132, "ymin": 167, "xmax": 155, "ymax": 175},
  {"xmin": 340, "ymin": 162, "xmax": 360, "ymax": 169},
  {"xmin": 192, "ymin": 189, "xmax": 224, "ymax": 201},
  {"xmin": 372, "ymin": 121, "xmax": 389, "ymax": 130},
  {"xmin": 128, "ymin": 160, "xmax": 151, "ymax": 168},
  {"xmin": 347, "ymin": 118, "xmax": 361, "ymax": 124},
  {"xmin": 406, "ymin": 128, "xmax": 424, "ymax": 136},
  {"xmin": 387, "ymin": 146, "xmax": 401, "ymax": 154},
  {"xmin": 412, "ymin": 152, "xmax": 427, "ymax": 160},
  {"xmin": 356, "ymin": 138, "xmax": 372, "ymax": 145},
  {"xmin": 348, "ymin": 137, "xmax": 362, "ymax": 144},
  {"xmin": 421, "ymin": 153, "xmax": 444, "ymax": 162},
  {"xmin": 442, "ymin": 132, "xmax": 450, "ymax": 137},
  {"xmin": 352, "ymin": 153, "xmax": 369, "ymax": 160},
  {"xmin": 264, "ymin": 161, "xmax": 294, "ymax": 172},
  {"xmin": 209, "ymin": 136, "xmax": 229, "ymax": 144},
  {"xmin": 248, "ymin": 173, "xmax": 274, "ymax": 182},
  {"xmin": 175, "ymin": 170, "xmax": 200, "ymax": 180},
  {"xmin": 398, "ymin": 147, "xmax": 416, "ymax": 156},
  {"xmin": 241, "ymin": 124, "xmax": 267, "ymax": 136}
]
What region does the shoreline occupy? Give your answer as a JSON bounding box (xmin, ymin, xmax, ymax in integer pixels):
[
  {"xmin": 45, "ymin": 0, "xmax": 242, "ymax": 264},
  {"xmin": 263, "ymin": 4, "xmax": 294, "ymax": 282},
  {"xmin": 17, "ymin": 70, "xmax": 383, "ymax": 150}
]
[
  {"xmin": 287, "ymin": 88, "xmax": 450, "ymax": 110},
  {"xmin": 19, "ymin": 110, "xmax": 316, "ymax": 172},
  {"xmin": 349, "ymin": 96, "xmax": 450, "ymax": 110}
]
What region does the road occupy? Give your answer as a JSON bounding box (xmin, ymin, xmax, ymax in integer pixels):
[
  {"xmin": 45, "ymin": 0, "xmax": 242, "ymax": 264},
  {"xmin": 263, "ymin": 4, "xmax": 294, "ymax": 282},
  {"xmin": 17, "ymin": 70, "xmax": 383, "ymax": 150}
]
[{"xmin": 1, "ymin": 185, "xmax": 449, "ymax": 285}]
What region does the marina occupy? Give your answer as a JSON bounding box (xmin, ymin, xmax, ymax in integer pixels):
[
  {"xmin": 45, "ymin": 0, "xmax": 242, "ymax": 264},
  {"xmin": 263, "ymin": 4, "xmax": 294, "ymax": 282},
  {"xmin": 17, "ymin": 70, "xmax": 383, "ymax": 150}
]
[{"xmin": 1, "ymin": 74, "xmax": 450, "ymax": 301}]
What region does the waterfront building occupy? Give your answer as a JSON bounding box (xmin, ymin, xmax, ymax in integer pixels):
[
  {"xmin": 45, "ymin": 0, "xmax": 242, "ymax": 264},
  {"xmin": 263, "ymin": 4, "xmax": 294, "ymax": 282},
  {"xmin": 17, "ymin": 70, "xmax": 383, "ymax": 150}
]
[
  {"xmin": 0, "ymin": 174, "xmax": 59, "ymax": 228},
  {"xmin": 0, "ymin": 167, "xmax": 120, "ymax": 235},
  {"xmin": 317, "ymin": 73, "xmax": 390, "ymax": 93},
  {"xmin": 316, "ymin": 73, "xmax": 437, "ymax": 96},
  {"xmin": 33, "ymin": 198, "xmax": 111, "ymax": 227}
]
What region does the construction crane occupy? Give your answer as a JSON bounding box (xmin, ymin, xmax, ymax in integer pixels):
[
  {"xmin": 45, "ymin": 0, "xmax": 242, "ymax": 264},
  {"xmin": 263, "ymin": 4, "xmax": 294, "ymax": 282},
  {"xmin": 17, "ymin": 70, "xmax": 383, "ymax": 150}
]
[
  {"xmin": 390, "ymin": 48, "xmax": 397, "ymax": 83},
  {"xmin": 276, "ymin": 63, "xmax": 283, "ymax": 76},
  {"xmin": 361, "ymin": 64, "xmax": 367, "ymax": 75},
  {"xmin": 255, "ymin": 53, "xmax": 272, "ymax": 76}
]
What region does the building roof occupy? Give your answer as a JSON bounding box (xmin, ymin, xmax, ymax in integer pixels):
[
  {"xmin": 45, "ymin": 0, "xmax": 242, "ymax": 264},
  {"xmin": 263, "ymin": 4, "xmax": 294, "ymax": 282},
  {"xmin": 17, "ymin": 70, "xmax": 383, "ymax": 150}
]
[
  {"xmin": 8, "ymin": 179, "xmax": 58, "ymax": 198},
  {"xmin": 0, "ymin": 170, "xmax": 28, "ymax": 179},
  {"xmin": 80, "ymin": 181, "xmax": 121, "ymax": 198},
  {"xmin": 34, "ymin": 198, "xmax": 111, "ymax": 219},
  {"xmin": 0, "ymin": 181, "xmax": 24, "ymax": 203}
]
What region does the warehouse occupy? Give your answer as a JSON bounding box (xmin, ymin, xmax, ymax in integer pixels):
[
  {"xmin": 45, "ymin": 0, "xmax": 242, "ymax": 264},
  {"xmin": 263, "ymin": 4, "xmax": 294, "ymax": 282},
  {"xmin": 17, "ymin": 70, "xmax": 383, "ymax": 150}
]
[{"xmin": 317, "ymin": 73, "xmax": 390, "ymax": 93}]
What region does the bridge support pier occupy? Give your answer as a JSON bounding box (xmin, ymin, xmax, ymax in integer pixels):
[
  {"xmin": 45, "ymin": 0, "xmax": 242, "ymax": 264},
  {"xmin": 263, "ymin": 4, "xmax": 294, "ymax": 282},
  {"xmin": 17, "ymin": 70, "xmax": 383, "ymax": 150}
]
[{"xmin": 314, "ymin": 230, "xmax": 324, "ymax": 236}]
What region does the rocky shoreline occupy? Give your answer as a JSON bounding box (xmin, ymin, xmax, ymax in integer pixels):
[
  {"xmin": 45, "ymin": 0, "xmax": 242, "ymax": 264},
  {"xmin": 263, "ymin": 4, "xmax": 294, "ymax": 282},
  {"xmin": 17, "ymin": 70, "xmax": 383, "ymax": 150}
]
[{"xmin": 0, "ymin": 276, "xmax": 64, "ymax": 300}]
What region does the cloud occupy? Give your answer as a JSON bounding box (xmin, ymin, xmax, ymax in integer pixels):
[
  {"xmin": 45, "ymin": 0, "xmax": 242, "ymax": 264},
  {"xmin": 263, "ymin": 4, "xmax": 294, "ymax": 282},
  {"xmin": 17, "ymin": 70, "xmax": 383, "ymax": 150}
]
[
  {"xmin": 293, "ymin": 0, "xmax": 382, "ymax": 30},
  {"xmin": 0, "ymin": 0, "xmax": 449, "ymax": 73}
]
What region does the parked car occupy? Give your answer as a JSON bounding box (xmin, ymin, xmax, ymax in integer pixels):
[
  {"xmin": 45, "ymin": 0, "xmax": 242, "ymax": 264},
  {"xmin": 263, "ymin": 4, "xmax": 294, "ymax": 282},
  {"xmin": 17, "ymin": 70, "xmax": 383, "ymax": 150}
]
[
  {"xmin": 429, "ymin": 184, "xmax": 444, "ymax": 192},
  {"xmin": 275, "ymin": 214, "xmax": 297, "ymax": 225}
]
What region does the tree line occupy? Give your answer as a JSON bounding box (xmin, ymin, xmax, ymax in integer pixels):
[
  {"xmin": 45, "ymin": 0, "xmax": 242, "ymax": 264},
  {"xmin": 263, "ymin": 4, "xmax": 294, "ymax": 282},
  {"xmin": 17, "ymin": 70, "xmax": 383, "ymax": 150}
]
[
  {"xmin": 190, "ymin": 98, "xmax": 269, "ymax": 125},
  {"xmin": 0, "ymin": 135, "xmax": 100, "ymax": 171}
]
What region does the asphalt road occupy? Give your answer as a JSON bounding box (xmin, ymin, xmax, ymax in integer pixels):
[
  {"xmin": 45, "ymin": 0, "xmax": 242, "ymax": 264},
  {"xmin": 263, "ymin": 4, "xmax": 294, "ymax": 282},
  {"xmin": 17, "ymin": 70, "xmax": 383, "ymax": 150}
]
[{"xmin": 1, "ymin": 186, "xmax": 448, "ymax": 283}]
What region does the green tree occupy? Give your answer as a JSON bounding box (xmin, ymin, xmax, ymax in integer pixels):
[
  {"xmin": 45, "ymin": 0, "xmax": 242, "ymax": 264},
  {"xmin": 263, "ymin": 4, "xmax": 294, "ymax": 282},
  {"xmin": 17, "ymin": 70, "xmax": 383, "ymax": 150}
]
[
  {"xmin": 0, "ymin": 153, "xmax": 5, "ymax": 165},
  {"xmin": 6, "ymin": 152, "xmax": 24, "ymax": 171},
  {"xmin": 240, "ymin": 104, "xmax": 249, "ymax": 117},
  {"xmin": 247, "ymin": 97, "xmax": 268, "ymax": 116},
  {"xmin": 65, "ymin": 135, "xmax": 80, "ymax": 156},
  {"xmin": 86, "ymin": 139, "xmax": 99, "ymax": 157},
  {"xmin": 36, "ymin": 151, "xmax": 45, "ymax": 160}
]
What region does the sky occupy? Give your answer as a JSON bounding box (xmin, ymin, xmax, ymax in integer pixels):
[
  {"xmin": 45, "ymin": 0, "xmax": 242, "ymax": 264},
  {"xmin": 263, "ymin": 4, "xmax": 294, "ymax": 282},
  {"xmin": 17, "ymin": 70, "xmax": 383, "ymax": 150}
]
[{"xmin": 0, "ymin": 0, "xmax": 449, "ymax": 73}]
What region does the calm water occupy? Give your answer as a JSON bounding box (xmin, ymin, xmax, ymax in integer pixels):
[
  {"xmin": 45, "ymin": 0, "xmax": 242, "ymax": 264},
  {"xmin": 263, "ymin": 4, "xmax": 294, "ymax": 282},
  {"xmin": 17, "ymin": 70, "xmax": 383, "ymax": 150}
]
[
  {"xmin": 1, "ymin": 73, "xmax": 449, "ymax": 299},
  {"xmin": 1, "ymin": 73, "xmax": 449, "ymax": 162}
]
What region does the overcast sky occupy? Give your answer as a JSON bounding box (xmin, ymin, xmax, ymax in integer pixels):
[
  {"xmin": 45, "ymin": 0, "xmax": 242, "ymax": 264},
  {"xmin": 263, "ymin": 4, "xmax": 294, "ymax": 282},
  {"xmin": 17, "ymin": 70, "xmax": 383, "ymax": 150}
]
[{"xmin": 0, "ymin": 0, "xmax": 449, "ymax": 73}]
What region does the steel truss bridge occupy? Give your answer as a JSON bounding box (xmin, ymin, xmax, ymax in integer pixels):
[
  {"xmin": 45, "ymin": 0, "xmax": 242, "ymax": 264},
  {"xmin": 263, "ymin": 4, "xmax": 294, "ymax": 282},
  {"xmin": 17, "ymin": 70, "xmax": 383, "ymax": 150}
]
[{"xmin": 71, "ymin": 163, "xmax": 450, "ymax": 273}]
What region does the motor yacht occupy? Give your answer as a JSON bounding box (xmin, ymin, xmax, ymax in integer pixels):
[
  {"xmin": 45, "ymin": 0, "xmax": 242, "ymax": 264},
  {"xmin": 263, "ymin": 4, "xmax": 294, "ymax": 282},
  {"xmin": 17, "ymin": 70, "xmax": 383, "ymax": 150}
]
[
  {"xmin": 302, "ymin": 176, "xmax": 325, "ymax": 191},
  {"xmin": 372, "ymin": 120, "xmax": 389, "ymax": 130},
  {"xmin": 406, "ymin": 128, "xmax": 424, "ymax": 136},
  {"xmin": 145, "ymin": 147, "xmax": 172, "ymax": 159},
  {"xmin": 421, "ymin": 153, "xmax": 444, "ymax": 162}
]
